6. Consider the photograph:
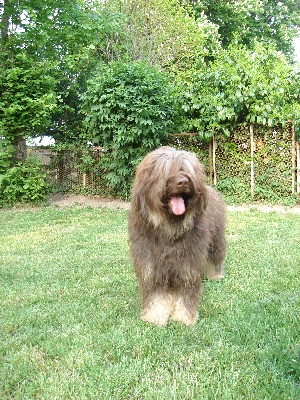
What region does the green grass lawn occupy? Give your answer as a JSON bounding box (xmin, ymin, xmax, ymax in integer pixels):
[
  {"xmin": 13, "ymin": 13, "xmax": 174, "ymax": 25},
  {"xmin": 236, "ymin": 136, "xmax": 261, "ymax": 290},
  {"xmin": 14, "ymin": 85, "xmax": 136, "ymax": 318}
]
[{"xmin": 0, "ymin": 206, "xmax": 299, "ymax": 399}]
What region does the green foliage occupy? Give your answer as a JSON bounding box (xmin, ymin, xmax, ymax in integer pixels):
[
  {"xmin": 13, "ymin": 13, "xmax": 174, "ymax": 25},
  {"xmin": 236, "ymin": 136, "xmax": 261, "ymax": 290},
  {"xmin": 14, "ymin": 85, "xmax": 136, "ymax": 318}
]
[
  {"xmin": 216, "ymin": 178, "xmax": 252, "ymax": 205},
  {"xmin": 0, "ymin": 157, "xmax": 50, "ymax": 207},
  {"xmin": 1, "ymin": 0, "xmax": 299, "ymax": 208},
  {"xmin": 0, "ymin": 54, "xmax": 57, "ymax": 142},
  {"xmin": 179, "ymin": 42, "xmax": 300, "ymax": 137},
  {"xmin": 46, "ymin": 2, "xmax": 130, "ymax": 143},
  {"xmin": 120, "ymin": 0, "xmax": 220, "ymax": 71},
  {"xmin": 184, "ymin": 0, "xmax": 300, "ymax": 59},
  {"xmin": 0, "ymin": 140, "xmax": 14, "ymax": 174},
  {"xmin": 1, "ymin": 1, "xmax": 130, "ymax": 147},
  {"xmin": 81, "ymin": 61, "xmax": 177, "ymax": 198},
  {"xmin": 2, "ymin": 0, "xmax": 300, "ymax": 151},
  {"xmin": 76, "ymin": 148, "xmax": 97, "ymax": 175}
]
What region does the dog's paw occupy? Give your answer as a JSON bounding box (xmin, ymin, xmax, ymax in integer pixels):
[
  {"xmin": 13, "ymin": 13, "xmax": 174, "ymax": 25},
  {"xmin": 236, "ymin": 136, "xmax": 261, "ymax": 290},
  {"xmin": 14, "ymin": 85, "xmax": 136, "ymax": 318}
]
[
  {"xmin": 204, "ymin": 263, "xmax": 224, "ymax": 280},
  {"xmin": 141, "ymin": 308, "xmax": 169, "ymax": 326},
  {"xmin": 171, "ymin": 311, "xmax": 198, "ymax": 326},
  {"xmin": 141, "ymin": 291, "xmax": 173, "ymax": 326},
  {"xmin": 171, "ymin": 299, "xmax": 198, "ymax": 326},
  {"xmin": 205, "ymin": 272, "xmax": 224, "ymax": 280}
]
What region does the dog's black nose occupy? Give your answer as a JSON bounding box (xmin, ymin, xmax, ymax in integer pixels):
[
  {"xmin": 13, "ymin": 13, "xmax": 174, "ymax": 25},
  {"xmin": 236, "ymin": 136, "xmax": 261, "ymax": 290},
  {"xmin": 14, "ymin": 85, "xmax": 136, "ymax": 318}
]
[{"xmin": 176, "ymin": 176, "xmax": 189, "ymax": 187}]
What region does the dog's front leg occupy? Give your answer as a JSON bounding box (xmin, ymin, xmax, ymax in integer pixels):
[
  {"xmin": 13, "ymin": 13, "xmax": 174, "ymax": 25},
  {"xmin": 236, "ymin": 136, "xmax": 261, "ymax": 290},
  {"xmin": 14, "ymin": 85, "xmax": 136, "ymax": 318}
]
[
  {"xmin": 171, "ymin": 284, "xmax": 203, "ymax": 326},
  {"xmin": 141, "ymin": 287, "xmax": 173, "ymax": 326}
]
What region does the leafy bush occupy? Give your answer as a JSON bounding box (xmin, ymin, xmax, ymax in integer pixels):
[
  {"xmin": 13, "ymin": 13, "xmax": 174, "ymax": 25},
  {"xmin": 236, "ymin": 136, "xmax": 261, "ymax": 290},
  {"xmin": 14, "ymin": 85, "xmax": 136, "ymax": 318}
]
[
  {"xmin": 0, "ymin": 157, "xmax": 50, "ymax": 206},
  {"xmin": 0, "ymin": 54, "xmax": 57, "ymax": 141},
  {"xmin": 215, "ymin": 177, "xmax": 251, "ymax": 205},
  {"xmin": 0, "ymin": 140, "xmax": 14, "ymax": 174},
  {"xmin": 81, "ymin": 61, "xmax": 177, "ymax": 198}
]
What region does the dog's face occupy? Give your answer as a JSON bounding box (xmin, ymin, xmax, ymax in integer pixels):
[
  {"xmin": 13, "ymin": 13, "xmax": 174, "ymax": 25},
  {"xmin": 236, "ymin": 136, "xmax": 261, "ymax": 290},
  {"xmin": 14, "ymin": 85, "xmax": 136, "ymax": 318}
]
[
  {"xmin": 131, "ymin": 147, "xmax": 207, "ymax": 227},
  {"xmin": 163, "ymin": 171, "xmax": 195, "ymax": 216}
]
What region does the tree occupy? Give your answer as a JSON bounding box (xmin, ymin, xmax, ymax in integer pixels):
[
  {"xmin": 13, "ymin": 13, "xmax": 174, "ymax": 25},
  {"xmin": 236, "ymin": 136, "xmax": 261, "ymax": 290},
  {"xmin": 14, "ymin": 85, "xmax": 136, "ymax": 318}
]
[
  {"xmin": 0, "ymin": 1, "xmax": 82, "ymax": 159},
  {"xmin": 0, "ymin": 54, "xmax": 57, "ymax": 162},
  {"xmin": 119, "ymin": 0, "xmax": 220, "ymax": 71},
  {"xmin": 179, "ymin": 42, "xmax": 300, "ymax": 137},
  {"xmin": 0, "ymin": 0, "xmax": 127, "ymax": 154},
  {"xmin": 182, "ymin": 0, "xmax": 300, "ymax": 59},
  {"xmin": 45, "ymin": 1, "xmax": 130, "ymax": 144}
]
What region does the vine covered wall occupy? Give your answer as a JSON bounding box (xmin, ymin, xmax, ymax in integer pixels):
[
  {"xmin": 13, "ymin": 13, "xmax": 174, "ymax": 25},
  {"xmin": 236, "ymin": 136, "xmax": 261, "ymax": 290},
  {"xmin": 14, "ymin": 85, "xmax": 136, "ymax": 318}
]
[
  {"xmin": 216, "ymin": 124, "xmax": 294, "ymax": 203},
  {"xmin": 170, "ymin": 124, "xmax": 298, "ymax": 205}
]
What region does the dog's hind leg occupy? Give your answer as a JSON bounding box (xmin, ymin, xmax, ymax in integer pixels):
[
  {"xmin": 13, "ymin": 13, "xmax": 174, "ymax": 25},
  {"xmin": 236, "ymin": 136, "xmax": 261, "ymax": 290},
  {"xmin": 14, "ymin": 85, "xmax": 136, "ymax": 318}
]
[
  {"xmin": 205, "ymin": 234, "xmax": 226, "ymax": 279},
  {"xmin": 203, "ymin": 261, "xmax": 224, "ymax": 280}
]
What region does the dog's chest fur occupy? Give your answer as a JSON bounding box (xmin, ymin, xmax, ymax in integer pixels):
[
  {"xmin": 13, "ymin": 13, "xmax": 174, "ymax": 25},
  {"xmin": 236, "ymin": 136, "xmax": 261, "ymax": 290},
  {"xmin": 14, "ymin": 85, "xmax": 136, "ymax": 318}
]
[{"xmin": 143, "ymin": 220, "xmax": 211, "ymax": 287}]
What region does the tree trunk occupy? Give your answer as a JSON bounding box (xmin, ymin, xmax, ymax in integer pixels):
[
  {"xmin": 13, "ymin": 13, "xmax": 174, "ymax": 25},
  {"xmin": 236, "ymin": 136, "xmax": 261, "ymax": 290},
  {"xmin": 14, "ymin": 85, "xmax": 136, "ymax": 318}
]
[
  {"xmin": 291, "ymin": 125, "xmax": 295, "ymax": 194},
  {"xmin": 1, "ymin": 0, "xmax": 11, "ymax": 52},
  {"xmin": 212, "ymin": 129, "xmax": 217, "ymax": 186},
  {"xmin": 297, "ymin": 141, "xmax": 300, "ymax": 194},
  {"xmin": 250, "ymin": 124, "xmax": 254, "ymax": 198},
  {"xmin": 208, "ymin": 139, "xmax": 213, "ymax": 185},
  {"xmin": 12, "ymin": 137, "xmax": 27, "ymax": 164}
]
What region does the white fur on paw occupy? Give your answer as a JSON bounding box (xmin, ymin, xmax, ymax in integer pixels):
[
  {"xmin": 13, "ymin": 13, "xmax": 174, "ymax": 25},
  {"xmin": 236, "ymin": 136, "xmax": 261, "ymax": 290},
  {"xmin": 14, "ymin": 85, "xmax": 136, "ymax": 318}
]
[
  {"xmin": 141, "ymin": 309, "xmax": 169, "ymax": 326},
  {"xmin": 206, "ymin": 272, "xmax": 224, "ymax": 280},
  {"xmin": 171, "ymin": 298, "xmax": 198, "ymax": 326},
  {"xmin": 141, "ymin": 292, "xmax": 172, "ymax": 326},
  {"xmin": 204, "ymin": 263, "xmax": 224, "ymax": 280}
]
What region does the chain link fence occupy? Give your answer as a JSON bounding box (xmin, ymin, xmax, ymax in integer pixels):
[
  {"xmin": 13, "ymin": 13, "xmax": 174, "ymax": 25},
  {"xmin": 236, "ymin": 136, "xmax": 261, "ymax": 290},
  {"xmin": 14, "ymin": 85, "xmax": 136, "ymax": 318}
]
[
  {"xmin": 27, "ymin": 147, "xmax": 107, "ymax": 194},
  {"xmin": 28, "ymin": 125, "xmax": 300, "ymax": 201}
]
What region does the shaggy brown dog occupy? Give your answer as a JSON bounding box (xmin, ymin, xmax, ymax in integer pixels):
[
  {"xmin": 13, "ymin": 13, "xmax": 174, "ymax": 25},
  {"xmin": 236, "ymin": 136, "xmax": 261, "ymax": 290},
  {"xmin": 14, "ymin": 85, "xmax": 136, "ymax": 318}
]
[{"xmin": 128, "ymin": 146, "xmax": 226, "ymax": 326}]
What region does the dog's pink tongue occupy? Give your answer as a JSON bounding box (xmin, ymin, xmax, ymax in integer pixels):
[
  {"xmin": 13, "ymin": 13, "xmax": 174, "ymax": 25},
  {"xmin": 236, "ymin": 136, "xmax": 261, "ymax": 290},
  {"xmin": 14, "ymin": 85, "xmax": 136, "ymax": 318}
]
[{"xmin": 169, "ymin": 195, "xmax": 185, "ymax": 215}]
